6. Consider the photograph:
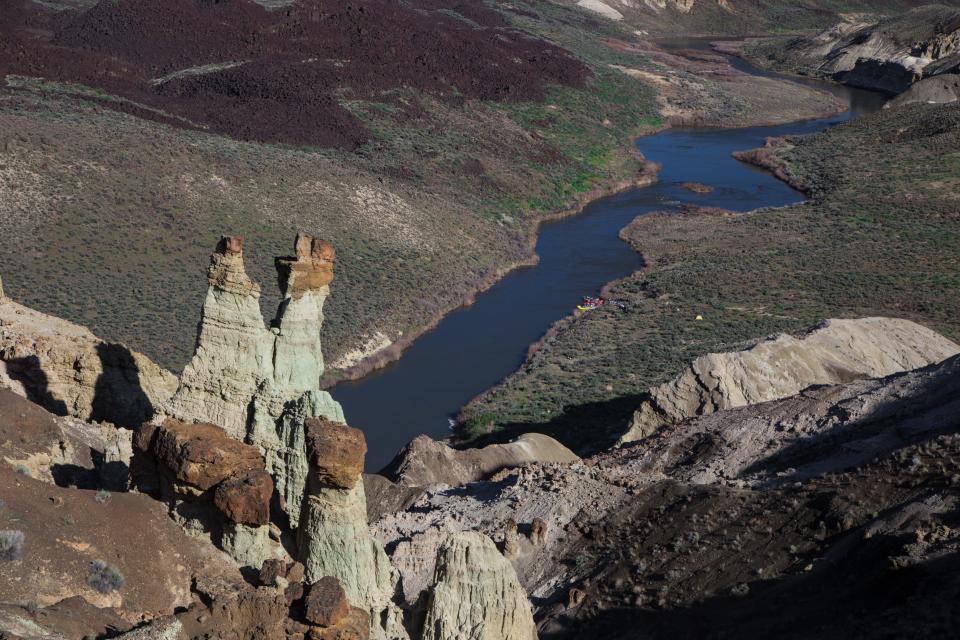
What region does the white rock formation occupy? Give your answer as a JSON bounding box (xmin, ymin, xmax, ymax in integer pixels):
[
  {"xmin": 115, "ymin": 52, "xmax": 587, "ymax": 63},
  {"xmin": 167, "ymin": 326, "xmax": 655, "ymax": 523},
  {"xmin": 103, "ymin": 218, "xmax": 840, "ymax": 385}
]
[
  {"xmin": 421, "ymin": 531, "xmax": 537, "ymax": 640},
  {"xmin": 296, "ymin": 417, "xmax": 408, "ymax": 639},
  {"xmin": 620, "ymin": 317, "xmax": 960, "ymax": 444},
  {"xmin": 162, "ymin": 234, "xmax": 344, "ymax": 526}
]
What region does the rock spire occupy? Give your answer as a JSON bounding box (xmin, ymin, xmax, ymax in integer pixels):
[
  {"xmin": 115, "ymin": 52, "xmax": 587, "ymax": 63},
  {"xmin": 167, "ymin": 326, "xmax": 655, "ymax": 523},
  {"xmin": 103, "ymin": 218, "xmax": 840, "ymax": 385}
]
[{"xmin": 162, "ymin": 233, "xmax": 344, "ymax": 526}]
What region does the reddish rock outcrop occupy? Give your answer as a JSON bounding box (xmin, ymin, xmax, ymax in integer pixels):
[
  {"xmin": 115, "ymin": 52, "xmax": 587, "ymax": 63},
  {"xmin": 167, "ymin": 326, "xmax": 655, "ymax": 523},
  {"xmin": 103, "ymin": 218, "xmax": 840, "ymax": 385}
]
[
  {"xmin": 132, "ymin": 419, "xmax": 279, "ymax": 567},
  {"xmin": 305, "ymin": 577, "xmax": 351, "ymax": 627},
  {"xmin": 277, "ymin": 233, "xmax": 336, "ymax": 300},
  {"xmin": 213, "ymin": 469, "xmax": 274, "ymax": 526},
  {"xmin": 304, "ymin": 418, "xmax": 367, "ymax": 490},
  {"xmin": 143, "ymin": 419, "xmax": 265, "ymax": 492},
  {"xmin": 207, "ymin": 235, "xmax": 261, "ymax": 296}
]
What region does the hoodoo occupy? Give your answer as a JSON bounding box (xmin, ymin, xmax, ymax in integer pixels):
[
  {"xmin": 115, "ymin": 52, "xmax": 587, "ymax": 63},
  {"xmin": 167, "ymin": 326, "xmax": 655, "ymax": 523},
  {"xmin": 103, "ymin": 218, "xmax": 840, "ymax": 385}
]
[{"xmin": 162, "ymin": 233, "xmax": 345, "ymax": 527}]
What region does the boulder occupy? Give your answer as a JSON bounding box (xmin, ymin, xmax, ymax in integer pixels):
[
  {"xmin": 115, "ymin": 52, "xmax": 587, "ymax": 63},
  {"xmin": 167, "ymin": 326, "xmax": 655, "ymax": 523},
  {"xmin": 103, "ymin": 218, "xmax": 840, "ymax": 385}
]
[
  {"xmin": 421, "ymin": 531, "xmax": 537, "ymax": 640},
  {"xmin": 213, "ymin": 469, "xmax": 274, "ymax": 526},
  {"xmin": 305, "ymin": 576, "xmax": 350, "ymax": 627},
  {"xmin": 259, "ymin": 558, "xmax": 287, "ymax": 587},
  {"xmin": 620, "ymin": 318, "xmax": 960, "ymax": 444},
  {"xmin": 132, "ymin": 419, "xmax": 278, "ymax": 567},
  {"xmin": 305, "ymin": 417, "xmax": 367, "ymax": 490},
  {"xmin": 146, "ymin": 419, "xmax": 265, "ymax": 492},
  {"xmin": 384, "ymin": 433, "xmax": 579, "ymax": 487},
  {"xmin": 307, "ymin": 608, "xmax": 370, "ymax": 640}
]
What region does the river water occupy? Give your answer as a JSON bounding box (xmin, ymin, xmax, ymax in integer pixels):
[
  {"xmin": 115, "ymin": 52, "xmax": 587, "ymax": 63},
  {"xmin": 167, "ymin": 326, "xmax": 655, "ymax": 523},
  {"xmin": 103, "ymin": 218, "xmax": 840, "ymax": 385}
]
[{"xmin": 333, "ymin": 45, "xmax": 886, "ymax": 472}]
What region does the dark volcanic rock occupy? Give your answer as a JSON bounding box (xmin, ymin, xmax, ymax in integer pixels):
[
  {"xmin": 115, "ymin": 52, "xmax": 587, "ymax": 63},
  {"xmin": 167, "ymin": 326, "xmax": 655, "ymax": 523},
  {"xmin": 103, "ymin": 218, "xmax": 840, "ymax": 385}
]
[
  {"xmin": 259, "ymin": 558, "xmax": 287, "ymax": 587},
  {"xmin": 148, "ymin": 419, "xmax": 264, "ymax": 491},
  {"xmin": 213, "ymin": 469, "xmax": 273, "ymax": 526},
  {"xmin": 304, "ymin": 576, "xmax": 350, "ymax": 627},
  {"xmin": 1, "ymin": 0, "xmax": 589, "ymax": 148},
  {"xmin": 304, "ymin": 417, "xmax": 366, "ymax": 490}
]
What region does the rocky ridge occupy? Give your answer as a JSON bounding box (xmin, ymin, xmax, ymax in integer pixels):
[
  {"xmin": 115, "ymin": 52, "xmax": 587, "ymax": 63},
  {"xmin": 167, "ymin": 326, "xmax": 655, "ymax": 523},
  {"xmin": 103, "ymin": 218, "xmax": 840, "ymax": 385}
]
[
  {"xmin": 384, "ymin": 433, "xmax": 579, "ymax": 488},
  {"xmin": 744, "ymin": 6, "xmax": 960, "ymax": 94},
  {"xmin": 0, "ymin": 288, "xmax": 177, "ymax": 428},
  {"xmin": 373, "ymin": 346, "xmax": 960, "ymax": 637},
  {"xmin": 619, "ymin": 317, "xmax": 960, "ymax": 444}
]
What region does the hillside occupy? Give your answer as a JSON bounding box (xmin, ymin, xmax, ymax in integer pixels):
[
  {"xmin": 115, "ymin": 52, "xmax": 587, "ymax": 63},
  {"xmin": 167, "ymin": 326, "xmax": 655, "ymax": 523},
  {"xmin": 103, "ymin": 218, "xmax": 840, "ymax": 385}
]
[
  {"xmin": 460, "ymin": 98, "xmax": 960, "ymax": 453},
  {"xmin": 0, "ymin": 0, "xmax": 855, "ymax": 375},
  {"xmin": 741, "ymin": 4, "xmax": 960, "ymax": 93}
]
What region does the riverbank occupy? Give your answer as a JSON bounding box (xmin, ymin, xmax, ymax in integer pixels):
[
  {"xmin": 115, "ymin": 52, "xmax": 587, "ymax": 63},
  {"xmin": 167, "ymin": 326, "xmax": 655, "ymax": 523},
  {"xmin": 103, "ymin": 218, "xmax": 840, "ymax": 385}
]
[
  {"xmin": 322, "ymin": 39, "xmax": 846, "ymax": 388},
  {"xmin": 460, "ymin": 97, "xmax": 960, "ymax": 453}
]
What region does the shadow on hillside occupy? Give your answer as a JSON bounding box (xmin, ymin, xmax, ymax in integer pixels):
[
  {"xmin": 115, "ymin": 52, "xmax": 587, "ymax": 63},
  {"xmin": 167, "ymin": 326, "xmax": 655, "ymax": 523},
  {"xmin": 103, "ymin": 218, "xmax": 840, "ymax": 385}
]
[
  {"xmin": 3, "ymin": 355, "xmax": 69, "ymax": 416},
  {"xmin": 461, "ymin": 393, "xmax": 648, "ymax": 456},
  {"xmin": 540, "ymin": 539, "xmax": 960, "ymax": 640},
  {"xmin": 91, "ymin": 343, "xmax": 154, "ymax": 427},
  {"xmin": 743, "ymin": 356, "xmax": 960, "ymax": 485},
  {"xmin": 3, "ymin": 344, "xmax": 156, "ymax": 428}
]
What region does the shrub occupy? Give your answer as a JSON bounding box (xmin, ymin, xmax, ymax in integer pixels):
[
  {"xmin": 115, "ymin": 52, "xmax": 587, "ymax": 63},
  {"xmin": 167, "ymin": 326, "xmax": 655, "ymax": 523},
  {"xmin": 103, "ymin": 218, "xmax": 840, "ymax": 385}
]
[
  {"xmin": 0, "ymin": 530, "xmax": 25, "ymax": 561},
  {"xmin": 87, "ymin": 560, "xmax": 124, "ymax": 593},
  {"xmin": 94, "ymin": 489, "xmax": 111, "ymax": 504}
]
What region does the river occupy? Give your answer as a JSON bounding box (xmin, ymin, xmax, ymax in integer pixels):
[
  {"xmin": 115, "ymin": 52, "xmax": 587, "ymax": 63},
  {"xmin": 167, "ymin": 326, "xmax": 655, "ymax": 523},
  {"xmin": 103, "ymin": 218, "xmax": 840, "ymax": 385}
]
[{"xmin": 333, "ymin": 43, "xmax": 886, "ymax": 472}]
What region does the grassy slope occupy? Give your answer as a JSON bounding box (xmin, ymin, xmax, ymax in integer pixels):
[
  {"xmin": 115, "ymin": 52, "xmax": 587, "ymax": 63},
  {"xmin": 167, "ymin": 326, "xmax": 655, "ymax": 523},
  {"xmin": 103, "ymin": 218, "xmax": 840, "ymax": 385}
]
[
  {"xmin": 0, "ymin": 3, "xmax": 663, "ymax": 372},
  {"xmin": 0, "ymin": 0, "xmax": 849, "ymax": 374},
  {"xmin": 460, "ymin": 102, "xmax": 960, "ymax": 453}
]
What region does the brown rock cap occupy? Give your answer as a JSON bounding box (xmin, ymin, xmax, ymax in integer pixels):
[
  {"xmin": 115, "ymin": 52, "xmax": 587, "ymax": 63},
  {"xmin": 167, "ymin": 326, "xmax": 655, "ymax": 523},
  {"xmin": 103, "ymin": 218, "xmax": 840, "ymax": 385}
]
[
  {"xmin": 304, "ymin": 576, "xmax": 350, "ymax": 627},
  {"xmin": 304, "ymin": 417, "xmax": 366, "ymax": 489},
  {"xmin": 151, "ymin": 419, "xmax": 265, "ymax": 491},
  {"xmin": 213, "ymin": 469, "xmax": 274, "ymax": 526},
  {"xmin": 276, "ymin": 232, "xmax": 335, "ymax": 300},
  {"xmin": 208, "ymin": 235, "xmax": 262, "ymax": 296}
]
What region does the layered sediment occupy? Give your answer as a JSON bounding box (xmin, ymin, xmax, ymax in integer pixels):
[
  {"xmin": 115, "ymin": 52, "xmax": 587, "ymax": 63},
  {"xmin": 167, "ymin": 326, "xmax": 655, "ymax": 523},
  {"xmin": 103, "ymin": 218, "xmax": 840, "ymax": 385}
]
[
  {"xmin": 620, "ymin": 317, "xmax": 960, "ymax": 444},
  {"xmin": 296, "ymin": 417, "xmax": 407, "ymax": 639},
  {"xmin": 422, "ymin": 531, "xmax": 537, "ymax": 640},
  {"xmin": 162, "ymin": 233, "xmax": 344, "ymax": 527}
]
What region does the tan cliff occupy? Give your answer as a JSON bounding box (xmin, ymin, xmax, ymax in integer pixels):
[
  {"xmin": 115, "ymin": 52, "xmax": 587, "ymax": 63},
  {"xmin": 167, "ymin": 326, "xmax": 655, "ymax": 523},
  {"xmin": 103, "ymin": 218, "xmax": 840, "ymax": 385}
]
[
  {"xmin": 161, "ymin": 234, "xmax": 345, "ymax": 528},
  {"xmin": 0, "ymin": 277, "xmax": 177, "ymax": 428},
  {"xmin": 620, "ymin": 317, "xmax": 960, "ymax": 444}
]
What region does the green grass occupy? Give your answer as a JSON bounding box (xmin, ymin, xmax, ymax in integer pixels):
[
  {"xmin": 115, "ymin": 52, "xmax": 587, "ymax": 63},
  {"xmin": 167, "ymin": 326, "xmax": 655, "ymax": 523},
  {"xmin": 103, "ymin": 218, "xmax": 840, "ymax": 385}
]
[{"xmin": 460, "ymin": 102, "xmax": 960, "ymax": 453}]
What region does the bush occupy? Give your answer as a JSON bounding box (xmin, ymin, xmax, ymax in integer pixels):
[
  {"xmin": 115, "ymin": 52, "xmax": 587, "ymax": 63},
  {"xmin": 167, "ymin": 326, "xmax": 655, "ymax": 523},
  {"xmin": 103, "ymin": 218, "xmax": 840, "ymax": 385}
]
[
  {"xmin": 94, "ymin": 489, "xmax": 111, "ymax": 504},
  {"xmin": 87, "ymin": 560, "xmax": 124, "ymax": 593},
  {"xmin": 0, "ymin": 530, "xmax": 25, "ymax": 561}
]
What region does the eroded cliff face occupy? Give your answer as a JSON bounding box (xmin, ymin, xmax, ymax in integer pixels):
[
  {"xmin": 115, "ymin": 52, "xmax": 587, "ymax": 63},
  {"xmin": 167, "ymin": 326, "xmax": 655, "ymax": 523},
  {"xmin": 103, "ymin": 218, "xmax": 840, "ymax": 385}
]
[
  {"xmin": 753, "ymin": 6, "xmax": 960, "ymax": 94},
  {"xmin": 0, "ymin": 284, "xmax": 177, "ymax": 428},
  {"xmin": 620, "ymin": 317, "xmax": 960, "ymax": 444},
  {"xmin": 162, "ymin": 234, "xmax": 344, "ymax": 527}
]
